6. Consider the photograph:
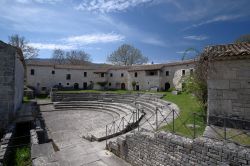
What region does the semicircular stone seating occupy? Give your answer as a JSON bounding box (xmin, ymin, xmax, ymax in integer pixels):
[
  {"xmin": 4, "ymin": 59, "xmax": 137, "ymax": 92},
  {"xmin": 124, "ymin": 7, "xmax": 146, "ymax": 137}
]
[{"xmin": 51, "ymin": 92, "xmax": 179, "ymax": 141}]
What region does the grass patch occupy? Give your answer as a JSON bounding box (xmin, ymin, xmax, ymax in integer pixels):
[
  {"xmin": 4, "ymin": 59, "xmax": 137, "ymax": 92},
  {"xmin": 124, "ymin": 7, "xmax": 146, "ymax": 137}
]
[
  {"xmin": 5, "ymin": 146, "xmax": 31, "ymax": 166},
  {"xmin": 36, "ymin": 94, "xmax": 49, "ymax": 99},
  {"xmin": 161, "ymin": 92, "xmax": 206, "ymax": 138},
  {"xmin": 212, "ymin": 127, "xmax": 250, "ymax": 146},
  {"xmin": 15, "ymin": 146, "xmax": 32, "ymax": 166},
  {"xmin": 23, "ymin": 96, "xmax": 30, "ymax": 103}
]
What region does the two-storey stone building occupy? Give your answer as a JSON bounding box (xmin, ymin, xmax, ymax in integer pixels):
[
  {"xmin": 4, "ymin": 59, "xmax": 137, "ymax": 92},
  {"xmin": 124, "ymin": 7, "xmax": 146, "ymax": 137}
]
[{"xmin": 26, "ymin": 59, "xmax": 194, "ymax": 93}]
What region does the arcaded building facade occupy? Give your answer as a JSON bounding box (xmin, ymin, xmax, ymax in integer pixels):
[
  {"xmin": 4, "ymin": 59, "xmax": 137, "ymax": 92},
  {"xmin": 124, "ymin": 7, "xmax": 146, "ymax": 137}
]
[{"xmin": 26, "ymin": 59, "xmax": 194, "ymax": 94}]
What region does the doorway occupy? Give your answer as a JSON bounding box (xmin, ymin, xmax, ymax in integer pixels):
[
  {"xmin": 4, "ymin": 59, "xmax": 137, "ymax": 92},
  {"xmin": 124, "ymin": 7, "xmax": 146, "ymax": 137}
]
[
  {"xmin": 121, "ymin": 83, "xmax": 126, "ymax": 90},
  {"xmin": 136, "ymin": 85, "xmax": 140, "ymax": 91},
  {"xmin": 165, "ymin": 82, "xmax": 170, "ymax": 91},
  {"xmin": 83, "ymin": 82, "xmax": 87, "ymax": 90},
  {"xmin": 74, "ymin": 83, "xmax": 79, "ymax": 90}
]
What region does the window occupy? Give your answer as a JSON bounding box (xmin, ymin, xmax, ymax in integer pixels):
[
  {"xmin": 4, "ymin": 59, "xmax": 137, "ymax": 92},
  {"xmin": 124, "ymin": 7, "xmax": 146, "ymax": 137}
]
[
  {"xmin": 30, "ymin": 69, "xmax": 35, "ymax": 75},
  {"xmin": 59, "ymin": 83, "xmax": 62, "ymax": 86},
  {"xmin": 110, "ymin": 73, "xmax": 113, "ymax": 77},
  {"xmin": 101, "ymin": 73, "xmax": 105, "ymax": 77},
  {"xmin": 146, "ymin": 70, "xmax": 157, "ymax": 76},
  {"xmin": 41, "ymin": 87, "xmax": 47, "ymax": 91},
  {"xmin": 67, "ymin": 83, "xmax": 69, "ymax": 85},
  {"xmin": 182, "ymin": 70, "xmax": 185, "ymax": 76},
  {"xmin": 121, "ymin": 73, "xmax": 124, "ymax": 77},
  {"xmin": 84, "ymin": 72, "xmax": 87, "ymax": 77},
  {"xmin": 190, "ymin": 69, "xmax": 193, "ymax": 75},
  {"xmin": 109, "ymin": 83, "xmax": 111, "ymax": 86},
  {"xmin": 166, "ymin": 71, "xmax": 169, "ymax": 76},
  {"xmin": 52, "ymin": 70, "xmax": 55, "ymax": 74},
  {"xmin": 134, "ymin": 72, "xmax": 137, "ymax": 77},
  {"xmin": 66, "ymin": 74, "xmax": 71, "ymax": 80}
]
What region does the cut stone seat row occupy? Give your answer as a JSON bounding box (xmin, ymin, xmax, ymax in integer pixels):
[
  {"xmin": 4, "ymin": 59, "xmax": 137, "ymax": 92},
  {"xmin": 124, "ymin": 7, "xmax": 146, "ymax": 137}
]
[
  {"xmin": 54, "ymin": 101, "xmax": 135, "ymax": 115},
  {"xmin": 54, "ymin": 105, "xmax": 126, "ymax": 120},
  {"xmin": 52, "ymin": 93, "xmax": 141, "ymax": 101},
  {"xmin": 82, "ymin": 109, "xmax": 144, "ymax": 141},
  {"xmin": 43, "ymin": 108, "xmax": 120, "ymax": 126}
]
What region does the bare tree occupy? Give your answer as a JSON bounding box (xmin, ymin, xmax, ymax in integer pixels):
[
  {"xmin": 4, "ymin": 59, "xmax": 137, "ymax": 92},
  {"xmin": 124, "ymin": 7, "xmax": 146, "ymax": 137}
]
[
  {"xmin": 66, "ymin": 50, "xmax": 90, "ymax": 65},
  {"xmin": 52, "ymin": 49, "xmax": 66, "ymax": 64},
  {"xmin": 8, "ymin": 34, "xmax": 39, "ymax": 59},
  {"xmin": 107, "ymin": 44, "xmax": 148, "ymax": 65},
  {"xmin": 51, "ymin": 49, "xmax": 90, "ymax": 65}
]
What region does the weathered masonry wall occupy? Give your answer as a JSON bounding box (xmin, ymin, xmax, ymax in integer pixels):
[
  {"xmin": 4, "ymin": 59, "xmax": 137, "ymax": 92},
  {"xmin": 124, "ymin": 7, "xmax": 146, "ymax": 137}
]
[
  {"xmin": 108, "ymin": 131, "xmax": 250, "ymax": 166},
  {"xmin": 207, "ymin": 59, "xmax": 250, "ymax": 127},
  {"xmin": 0, "ymin": 41, "xmax": 24, "ymax": 129}
]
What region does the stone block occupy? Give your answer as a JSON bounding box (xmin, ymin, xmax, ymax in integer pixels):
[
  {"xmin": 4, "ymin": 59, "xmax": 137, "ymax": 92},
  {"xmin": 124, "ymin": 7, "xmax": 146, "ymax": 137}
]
[
  {"xmin": 240, "ymin": 80, "xmax": 250, "ymax": 88},
  {"xmin": 237, "ymin": 70, "xmax": 250, "ymax": 79},
  {"xmin": 31, "ymin": 142, "xmax": 55, "ymax": 159},
  {"xmin": 223, "ymin": 70, "xmax": 236, "ymax": 79},
  {"xmin": 230, "ymin": 80, "xmax": 241, "ymax": 89},
  {"xmin": 222, "ymin": 90, "xmax": 238, "ymax": 100},
  {"xmin": 208, "ymin": 80, "xmax": 230, "ymax": 90}
]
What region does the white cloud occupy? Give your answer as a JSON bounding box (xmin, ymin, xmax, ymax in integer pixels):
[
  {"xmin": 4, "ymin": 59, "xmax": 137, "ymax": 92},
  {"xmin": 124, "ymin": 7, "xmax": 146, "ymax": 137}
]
[
  {"xmin": 184, "ymin": 35, "xmax": 208, "ymax": 41},
  {"xmin": 16, "ymin": 0, "xmax": 62, "ymax": 4},
  {"xmin": 29, "ymin": 33, "xmax": 125, "ymax": 50},
  {"xmin": 176, "ymin": 51, "xmax": 185, "ymax": 54},
  {"xmin": 29, "ymin": 43, "xmax": 75, "ymax": 50},
  {"xmin": 65, "ymin": 33, "xmax": 125, "ymax": 44},
  {"xmin": 76, "ymin": 0, "xmax": 155, "ymax": 13},
  {"xmin": 142, "ymin": 37, "xmax": 166, "ymax": 47},
  {"xmin": 184, "ymin": 15, "xmax": 243, "ymax": 30}
]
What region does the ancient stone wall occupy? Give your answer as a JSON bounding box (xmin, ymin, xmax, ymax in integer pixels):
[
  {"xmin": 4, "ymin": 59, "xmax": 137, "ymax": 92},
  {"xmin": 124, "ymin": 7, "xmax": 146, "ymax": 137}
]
[
  {"xmin": 0, "ymin": 41, "xmax": 24, "ymax": 129},
  {"xmin": 108, "ymin": 131, "xmax": 250, "ymax": 166},
  {"xmin": 207, "ymin": 59, "xmax": 250, "ymax": 126}
]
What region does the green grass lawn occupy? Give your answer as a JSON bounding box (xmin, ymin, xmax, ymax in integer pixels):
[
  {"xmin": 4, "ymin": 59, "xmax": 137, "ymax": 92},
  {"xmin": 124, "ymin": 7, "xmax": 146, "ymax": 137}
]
[{"xmin": 161, "ymin": 92, "xmax": 206, "ymax": 138}]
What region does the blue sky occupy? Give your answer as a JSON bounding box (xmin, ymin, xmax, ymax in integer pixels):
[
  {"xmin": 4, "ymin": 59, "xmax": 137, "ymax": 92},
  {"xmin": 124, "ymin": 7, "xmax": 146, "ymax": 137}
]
[{"xmin": 0, "ymin": 0, "xmax": 250, "ymax": 63}]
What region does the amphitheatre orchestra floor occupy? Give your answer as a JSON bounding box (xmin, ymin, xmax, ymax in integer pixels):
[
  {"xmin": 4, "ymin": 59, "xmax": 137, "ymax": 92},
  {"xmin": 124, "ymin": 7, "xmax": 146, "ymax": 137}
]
[{"xmin": 38, "ymin": 100, "xmax": 131, "ymax": 166}]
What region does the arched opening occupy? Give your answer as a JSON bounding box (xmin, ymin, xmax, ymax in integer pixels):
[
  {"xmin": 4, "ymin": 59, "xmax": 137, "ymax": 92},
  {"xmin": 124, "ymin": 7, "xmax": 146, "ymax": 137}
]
[
  {"xmin": 74, "ymin": 83, "xmax": 79, "ymax": 90},
  {"xmin": 165, "ymin": 82, "xmax": 170, "ymax": 91},
  {"xmin": 121, "ymin": 83, "xmax": 126, "ymax": 90},
  {"xmin": 83, "ymin": 82, "xmax": 87, "ymax": 90}
]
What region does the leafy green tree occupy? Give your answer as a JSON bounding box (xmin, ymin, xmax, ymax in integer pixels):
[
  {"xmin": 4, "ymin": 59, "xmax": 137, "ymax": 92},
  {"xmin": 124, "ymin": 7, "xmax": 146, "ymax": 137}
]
[{"xmin": 181, "ymin": 48, "xmax": 208, "ymax": 115}]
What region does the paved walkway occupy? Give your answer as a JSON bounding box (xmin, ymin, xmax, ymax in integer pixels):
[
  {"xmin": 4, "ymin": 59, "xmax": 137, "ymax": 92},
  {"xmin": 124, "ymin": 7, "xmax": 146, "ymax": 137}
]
[{"xmin": 34, "ymin": 102, "xmax": 130, "ymax": 166}]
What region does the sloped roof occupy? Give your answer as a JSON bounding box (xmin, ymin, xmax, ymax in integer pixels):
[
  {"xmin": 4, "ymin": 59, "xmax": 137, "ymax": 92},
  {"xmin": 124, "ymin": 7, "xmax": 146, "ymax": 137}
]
[
  {"xmin": 128, "ymin": 64, "xmax": 164, "ymax": 71},
  {"xmin": 26, "ymin": 59, "xmax": 195, "ymax": 71},
  {"xmin": 202, "ymin": 42, "xmax": 250, "ymax": 59},
  {"xmin": 26, "ymin": 59, "xmax": 111, "ymax": 70},
  {"xmin": 128, "ymin": 60, "xmax": 194, "ymax": 71}
]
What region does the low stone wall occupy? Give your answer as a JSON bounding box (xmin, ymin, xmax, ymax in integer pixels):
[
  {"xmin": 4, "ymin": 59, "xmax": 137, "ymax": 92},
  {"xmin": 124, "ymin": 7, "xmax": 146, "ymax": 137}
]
[
  {"xmin": 0, "ymin": 124, "xmax": 16, "ymax": 164},
  {"xmin": 108, "ymin": 130, "xmax": 250, "ymax": 166}
]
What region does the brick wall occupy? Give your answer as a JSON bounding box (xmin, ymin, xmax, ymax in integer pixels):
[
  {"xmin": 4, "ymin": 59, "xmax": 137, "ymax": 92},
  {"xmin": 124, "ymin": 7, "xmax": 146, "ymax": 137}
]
[{"xmin": 108, "ymin": 131, "xmax": 250, "ymax": 166}]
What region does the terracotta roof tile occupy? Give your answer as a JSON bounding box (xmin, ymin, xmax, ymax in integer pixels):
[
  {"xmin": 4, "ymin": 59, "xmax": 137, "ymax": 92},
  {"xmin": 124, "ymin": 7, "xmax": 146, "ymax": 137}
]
[{"xmin": 203, "ymin": 42, "xmax": 250, "ymax": 59}]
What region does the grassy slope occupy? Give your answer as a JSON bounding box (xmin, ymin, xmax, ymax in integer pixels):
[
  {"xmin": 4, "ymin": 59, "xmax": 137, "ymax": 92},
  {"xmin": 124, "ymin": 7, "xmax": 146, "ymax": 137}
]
[{"xmin": 161, "ymin": 92, "xmax": 206, "ymax": 138}]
